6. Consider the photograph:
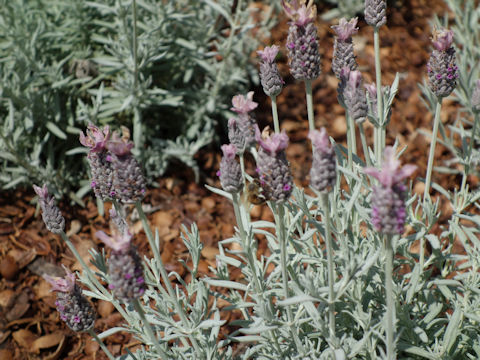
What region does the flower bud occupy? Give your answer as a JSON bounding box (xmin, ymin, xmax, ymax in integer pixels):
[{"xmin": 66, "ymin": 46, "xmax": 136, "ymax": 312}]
[
  {"xmin": 107, "ymin": 127, "xmax": 146, "ymax": 203},
  {"xmin": 342, "ymin": 70, "xmax": 368, "ymax": 123},
  {"xmin": 364, "ymin": 147, "xmax": 417, "ymax": 234},
  {"xmin": 308, "ymin": 128, "xmax": 336, "ymax": 192},
  {"xmin": 365, "ymin": 0, "xmax": 387, "ymax": 28},
  {"xmin": 427, "ymin": 28, "xmax": 458, "ymax": 99},
  {"xmin": 218, "ymin": 144, "xmax": 243, "ymax": 193},
  {"xmin": 96, "ymin": 230, "xmax": 146, "ymax": 302},
  {"xmin": 284, "ymin": 0, "xmax": 321, "ymax": 80},
  {"xmin": 44, "ymin": 267, "xmax": 96, "ymax": 332},
  {"xmin": 255, "ymin": 126, "xmax": 293, "ymax": 202},
  {"xmin": 33, "ymin": 184, "xmax": 65, "ymax": 234},
  {"xmin": 80, "ymin": 124, "xmax": 115, "ymax": 200},
  {"xmin": 331, "ymin": 18, "xmax": 358, "ymax": 78},
  {"xmin": 258, "ymin": 45, "xmax": 284, "ymax": 97}
]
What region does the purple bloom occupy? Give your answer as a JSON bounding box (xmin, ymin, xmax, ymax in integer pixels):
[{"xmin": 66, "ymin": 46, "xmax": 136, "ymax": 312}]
[
  {"xmin": 331, "ymin": 17, "xmax": 358, "ymax": 42},
  {"xmin": 284, "ymin": 0, "xmax": 321, "ymax": 80},
  {"xmin": 79, "ymin": 124, "xmax": 110, "ymax": 153},
  {"xmin": 308, "ymin": 128, "xmax": 336, "ymax": 192},
  {"xmin": 364, "ymin": 147, "xmax": 417, "ymax": 188},
  {"xmin": 231, "ymin": 92, "xmax": 258, "ymax": 114},
  {"xmin": 282, "ymin": 0, "xmax": 316, "ymax": 26},
  {"xmin": 255, "ymin": 126, "xmax": 293, "ymax": 202},
  {"xmin": 427, "ymin": 28, "xmax": 457, "ymax": 98},
  {"xmin": 96, "ymin": 229, "xmax": 132, "ymax": 252},
  {"xmin": 98, "ymin": 226, "xmax": 146, "ymax": 302},
  {"xmin": 43, "ymin": 266, "xmax": 96, "ymax": 332},
  {"xmin": 432, "ymin": 29, "xmax": 454, "ymax": 51},
  {"xmin": 255, "ymin": 126, "xmax": 289, "ymax": 154},
  {"xmin": 257, "ymin": 45, "xmax": 280, "ymax": 63},
  {"xmin": 364, "ymin": 147, "xmax": 417, "ymax": 234}
]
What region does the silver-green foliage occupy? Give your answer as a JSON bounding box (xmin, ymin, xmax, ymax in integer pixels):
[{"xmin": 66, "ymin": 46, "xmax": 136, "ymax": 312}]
[
  {"xmin": 319, "ymin": 0, "xmax": 365, "ymax": 21},
  {"xmin": 0, "ymin": 0, "xmax": 274, "ymax": 197}
]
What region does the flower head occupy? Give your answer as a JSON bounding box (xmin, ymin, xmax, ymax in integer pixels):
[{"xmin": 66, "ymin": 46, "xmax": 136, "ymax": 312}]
[
  {"xmin": 79, "ymin": 124, "xmax": 110, "ymax": 152},
  {"xmin": 231, "ymin": 92, "xmax": 258, "ymax": 114},
  {"xmin": 221, "ymin": 144, "xmax": 237, "ymax": 160},
  {"xmin": 308, "ymin": 128, "xmax": 331, "ymax": 153},
  {"xmin": 432, "ymin": 28, "xmax": 454, "ymax": 51},
  {"xmin": 255, "ymin": 126, "xmax": 289, "ymax": 155},
  {"xmin": 33, "ymin": 184, "xmax": 49, "ymax": 200},
  {"xmin": 364, "ymin": 147, "xmax": 417, "ymax": 188},
  {"xmin": 282, "ymin": 0, "xmax": 316, "ymax": 26},
  {"xmin": 257, "ymin": 45, "xmax": 280, "ymax": 63},
  {"xmin": 96, "ymin": 229, "xmax": 132, "ymax": 252},
  {"xmin": 365, "ymin": 83, "xmax": 377, "ymax": 99},
  {"xmin": 106, "ymin": 126, "xmax": 134, "ymax": 156},
  {"xmin": 332, "ymin": 17, "xmax": 358, "ymax": 41},
  {"xmin": 43, "ymin": 266, "xmax": 76, "ymax": 293}
]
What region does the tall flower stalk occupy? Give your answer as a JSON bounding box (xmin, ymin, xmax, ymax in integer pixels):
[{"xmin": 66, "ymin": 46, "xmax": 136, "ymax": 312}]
[
  {"xmin": 283, "ymin": 0, "xmax": 321, "ymax": 133},
  {"xmin": 365, "ymin": 0, "xmax": 387, "ymax": 165},
  {"xmin": 423, "ymin": 28, "xmax": 458, "ymax": 268},
  {"xmin": 364, "ymin": 147, "xmax": 416, "ymax": 360},
  {"xmin": 309, "ymin": 128, "xmax": 337, "ymax": 344},
  {"xmin": 256, "ymin": 127, "xmax": 304, "ymax": 353},
  {"xmin": 258, "ymin": 45, "xmax": 284, "ymax": 134}
]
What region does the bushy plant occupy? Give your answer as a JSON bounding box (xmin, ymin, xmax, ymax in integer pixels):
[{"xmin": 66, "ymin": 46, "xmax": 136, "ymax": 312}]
[
  {"xmin": 0, "ymin": 0, "xmax": 275, "ymax": 200},
  {"xmin": 34, "ymin": 0, "xmax": 480, "ymax": 359}
]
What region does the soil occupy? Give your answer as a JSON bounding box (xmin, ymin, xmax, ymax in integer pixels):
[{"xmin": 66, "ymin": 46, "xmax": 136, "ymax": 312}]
[{"xmin": 0, "ymin": 0, "xmax": 471, "ymax": 358}]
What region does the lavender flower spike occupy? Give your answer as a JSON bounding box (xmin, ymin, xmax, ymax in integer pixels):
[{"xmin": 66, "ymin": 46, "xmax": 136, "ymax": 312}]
[
  {"xmin": 80, "ymin": 124, "xmax": 115, "ymax": 200},
  {"xmin": 364, "ymin": 147, "xmax": 417, "ymax": 234},
  {"xmin": 229, "ymin": 92, "xmax": 258, "ymax": 153},
  {"xmin": 255, "ymin": 126, "xmax": 293, "ymax": 202},
  {"xmin": 427, "ymin": 28, "xmax": 458, "ymax": 99},
  {"xmin": 331, "ymin": 18, "xmax": 359, "ymax": 78},
  {"xmin": 309, "ymin": 128, "xmax": 336, "ymax": 192},
  {"xmin": 107, "ymin": 126, "xmax": 146, "ymax": 203},
  {"xmin": 343, "ymin": 70, "xmax": 368, "ymax": 123},
  {"xmin": 218, "ymin": 144, "xmax": 243, "ymax": 193},
  {"xmin": 283, "ymin": 0, "xmax": 321, "ymax": 80},
  {"xmin": 258, "ymin": 45, "xmax": 284, "ymax": 97},
  {"xmin": 43, "ymin": 266, "xmax": 96, "ymax": 332},
  {"xmin": 96, "ymin": 229, "xmax": 146, "ymax": 302},
  {"xmin": 365, "ymin": 0, "xmax": 387, "ymax": 28},
  {"xmin": 33, "ymin": 184, "xmax": 65, "ymax": 234},
  {"xmin": 471, "ymin": 79, "xmax": 480, "ymax": 112}
]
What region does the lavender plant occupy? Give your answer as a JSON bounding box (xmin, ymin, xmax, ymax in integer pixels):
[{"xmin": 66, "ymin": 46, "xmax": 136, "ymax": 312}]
[
  {"xmin": 0, "ymin": 0, "xmax": 276, "ymax": 197},
  {"xmin": 33, "ymin": 1, "xmax": 480, "ymax": 359}
]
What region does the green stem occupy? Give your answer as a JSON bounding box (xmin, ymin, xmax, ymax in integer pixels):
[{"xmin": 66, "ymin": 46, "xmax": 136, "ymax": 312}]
[
  {"xmin": 131, "ymin": 0, "xmax": 143, "ymax": 153},
  {"xmin": 346, "ymin": 113, "xmax": 354, "ymax": 170},
  {"xmin": 359, "ymin": 122, "xmax": 372, "ymax": 167},
  {"xmin": 132, "ymin": 299, "xmax": 169, "ymax": 358},
  {"xmin": 271, "ymin": 96, "xmax": 280, "ymax": 134},
  {"xmin": 320, "ymin": 194, "xmax": 336, "ymax": 345},
  {"xmin": 423, "ymin": 100, "xmax": 443, "ymax": 202},
  {"xmin": 305, "ymin": 80, "xmax": 315, "ymax": 132},
  {"xmin": 374, "ymin": 28, "xmax": 384, "ymax": 165},
  {"xmin": 384, "ymin": 235, "xmax": 396, "ymax": 360},
  {"xmin": 232, "ymin": 193, "xmax": 282, "ymax": 354},
  {"xmin": 134, "ymin": 202, "xmax": 200, "ymax": 353},
  {"xmin": 275, "ymin": 204, "xmax": 305, "ymax": 354},
  {"xmin": 87, "ymin": 329, "xmax": 116, "ymax": 360}
]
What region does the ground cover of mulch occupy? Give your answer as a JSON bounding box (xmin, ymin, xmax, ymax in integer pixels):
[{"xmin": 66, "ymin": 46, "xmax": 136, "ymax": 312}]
[{"xmin": 0, "ymin": 0, "xmax": 472, "ymax": 358}]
